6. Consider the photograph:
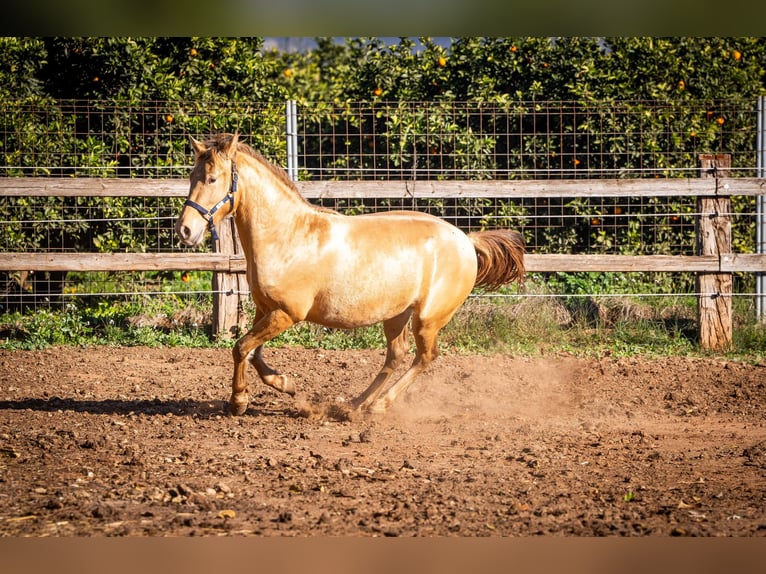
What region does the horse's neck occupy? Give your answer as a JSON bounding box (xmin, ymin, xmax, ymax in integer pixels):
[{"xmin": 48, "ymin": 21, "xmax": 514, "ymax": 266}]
[{"xmin": 235, "ymin": 159, "xmax": 319, "ymax": 247}]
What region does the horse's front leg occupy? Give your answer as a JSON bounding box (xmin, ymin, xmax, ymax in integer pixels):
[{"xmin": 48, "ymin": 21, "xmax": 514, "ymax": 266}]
[
  {"xmin": 230, "ymin": 309, "xmax": 294, "ymax": 415},
  {"xmin": 248, "ymin": 346, "xmax": 296, "ymax": 396}
]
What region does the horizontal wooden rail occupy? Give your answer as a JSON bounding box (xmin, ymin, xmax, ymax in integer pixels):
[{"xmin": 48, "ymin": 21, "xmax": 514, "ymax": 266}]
[
  {"xmin": 2, "ymin": 252, "xmax": 763, "ymax": 274},
  {"xmin": 300, "ymin": 178, "xmax": 766, "ymax": 199},
  {"xmin": 1, "ymin": 177, "xmax": 764, "ymax": 198},
  {"xmin": 0, "ymin": 253, "xmax": 244, "ymax": 273},
  {"xmin": 0, "ymin": 178, "xmax": 186, "ymax": 197},
  {"xmin": 524, "ymin": 254, "xmax": 723, "ymax": 273}
]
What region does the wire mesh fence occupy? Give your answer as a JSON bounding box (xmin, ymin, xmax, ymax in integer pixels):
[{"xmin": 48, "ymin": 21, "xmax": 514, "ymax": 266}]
[
  {"xmin": 1, "ymin": 99, "xmax": 758, "ymax": 178},
  {"xmin": 0, "ymin": 99, "xmax": 286, "ymax": 178},
  {"xmin": 0, "ymin": 98, "xmax": 762, "ymax": 317},
  {"xmin": 296, "ymin": 99, "xmax": 758, "ymax": 180}
]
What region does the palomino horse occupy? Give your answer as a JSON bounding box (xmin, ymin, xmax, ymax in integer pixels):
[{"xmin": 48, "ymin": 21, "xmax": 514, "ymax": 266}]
[{"xmin": 175, "ymin": 133, "xmax": 525, "ymax": 415}]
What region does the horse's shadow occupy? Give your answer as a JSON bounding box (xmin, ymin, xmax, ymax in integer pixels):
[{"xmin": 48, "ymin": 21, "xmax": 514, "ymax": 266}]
[{"xmin": 0, "ymin": 396, "xmax": 294, "ymax": 419}]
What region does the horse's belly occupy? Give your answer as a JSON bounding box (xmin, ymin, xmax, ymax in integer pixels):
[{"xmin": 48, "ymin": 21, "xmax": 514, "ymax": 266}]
[
  {"xmin": 307, "ymin": 281, "xmax": 419, "ymax": 328},
  {"xmin": 306, "ymin": 245, "xmax": 474, "ymax": 329}
]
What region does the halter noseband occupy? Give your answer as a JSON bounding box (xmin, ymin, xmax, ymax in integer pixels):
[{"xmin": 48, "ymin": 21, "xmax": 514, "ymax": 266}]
[{"xmin": 184, "ymin": 160, "xmax": 239, "ymax": 242}]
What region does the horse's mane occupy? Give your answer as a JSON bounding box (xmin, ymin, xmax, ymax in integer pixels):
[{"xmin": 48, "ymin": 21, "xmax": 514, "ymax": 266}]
[{"xmin": 203, "ymin": 133, "xmax": 336, "ymax": 214}]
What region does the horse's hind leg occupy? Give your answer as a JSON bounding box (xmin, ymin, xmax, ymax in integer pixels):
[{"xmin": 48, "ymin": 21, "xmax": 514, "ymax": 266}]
[
  {"xmin": 231, "ymin": 309, "xmax": 294, "ymax": 415},
  {"xmin": 352, "ymin": 309, "xmax": 411, "ymax": 412},
  {"xmin": 365, "ymin": 312, "xmax": 445, "ymax": 414}
]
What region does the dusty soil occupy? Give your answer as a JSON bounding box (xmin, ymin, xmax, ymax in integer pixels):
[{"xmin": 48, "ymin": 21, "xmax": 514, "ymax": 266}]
[{"xmin": 0, "ymin": 345, "xmax": 764, "ymax": 537}]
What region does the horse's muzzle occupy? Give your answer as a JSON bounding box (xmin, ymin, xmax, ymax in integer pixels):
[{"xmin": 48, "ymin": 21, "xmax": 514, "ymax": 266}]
[{"xmin": 175, "ymin": 212, "xmax": 205, "ymax": 247}]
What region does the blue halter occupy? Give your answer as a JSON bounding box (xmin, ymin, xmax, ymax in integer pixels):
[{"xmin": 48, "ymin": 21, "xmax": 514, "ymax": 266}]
[{"xmin": 184, "ymin": 160, "xmax": 239, "ymax": 241}]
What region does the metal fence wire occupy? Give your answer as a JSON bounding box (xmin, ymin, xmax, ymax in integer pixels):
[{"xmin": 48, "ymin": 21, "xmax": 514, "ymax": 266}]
[
  {"xmin": 1, "ymin": 99, "xmax": 757, "ymax": 178},
  {"xmin": 295, "ymin": 100, "xmax": 757, "ymax": 180},
  {"xmin": 0, "ymin": 98, "xmax": 763, "ymax": 314}
]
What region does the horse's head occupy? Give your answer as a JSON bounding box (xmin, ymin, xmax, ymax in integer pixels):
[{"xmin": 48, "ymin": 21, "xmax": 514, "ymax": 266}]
[{"xmin": 175, "ymin": 133, "xmax": 240, "ymax": 246}]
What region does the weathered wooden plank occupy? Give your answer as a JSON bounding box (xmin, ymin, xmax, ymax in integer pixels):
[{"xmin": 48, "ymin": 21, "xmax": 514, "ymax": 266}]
[
  {"xmin": 0, "ymin": 178, "xmax": 188, "ymax": 197},
  {"xmin": 720, "ymin": 253, "xmax": 766, "ymax": 273},
  {"xmin": 2, "ymin": 177, "xmax": 763, "ymax": 199},
  {"xmin": 4, "ymin": 251, "xmax": 761, "ymax": 274},
  {"xmin": 523, "ymin": 254, "xmax": 720, "ymax": 273},
  {"xmin": 0, "ymin": 252, "xmax": 245, "ymax": 272},
  {"xmin": 1, "ymin": 252, "xmax": 736, "ymax": 273},
  {"xmin": 299, "ymin": 178, "xmax": 764, "ymax": 199},
  {"xmin": 715, "ymin": 177, "xmax": 766, "ymax": 196}
]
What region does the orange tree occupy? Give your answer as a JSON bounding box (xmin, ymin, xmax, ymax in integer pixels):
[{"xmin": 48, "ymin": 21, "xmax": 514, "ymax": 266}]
[{"xmin": 2, "ymin": 37, "xmax": 766, "ymax": 301}]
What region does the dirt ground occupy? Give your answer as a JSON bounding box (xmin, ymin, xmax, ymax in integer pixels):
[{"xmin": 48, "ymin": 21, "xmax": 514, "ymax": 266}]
[{"xmin": 0, "ymin": 345, "xmax": 764, "ymax": 537}]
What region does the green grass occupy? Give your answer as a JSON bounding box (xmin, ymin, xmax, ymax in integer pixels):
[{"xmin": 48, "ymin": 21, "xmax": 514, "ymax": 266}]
[
  {"xmin": 441, "ymin": 293, "xmax": 703, "ymax": 358},
  {"xmin": 0, "ymin": 298, "xmax": 218, "ymax": 350},
  {"xmin": 269, "ymin": 322, "xmax": 385, "ymax": 350},
  {"xmin": 1, "ymin": 290, "xmax": 764, "ymax": 362}
]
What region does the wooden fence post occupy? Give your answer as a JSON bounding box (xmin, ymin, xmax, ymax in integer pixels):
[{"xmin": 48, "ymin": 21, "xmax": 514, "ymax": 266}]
[
  {"xmin": 212, "ymin": 216, "xmax": 249, "ymax": 339},
  {"xmin": 696, "ymin": 154, "xmax": 733, "ymax": 351}
]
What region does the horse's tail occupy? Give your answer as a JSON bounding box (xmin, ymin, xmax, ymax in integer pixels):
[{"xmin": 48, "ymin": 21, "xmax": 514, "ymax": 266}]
[{"xmin": 468, "ymin": 229, "xmax": 526, "ymax": 290}]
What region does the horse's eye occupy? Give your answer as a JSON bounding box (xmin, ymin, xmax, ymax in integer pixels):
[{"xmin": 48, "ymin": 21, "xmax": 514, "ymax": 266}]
[{"xmin": 207, "ymin": 176, "xmax": 217, "ymax": 184}]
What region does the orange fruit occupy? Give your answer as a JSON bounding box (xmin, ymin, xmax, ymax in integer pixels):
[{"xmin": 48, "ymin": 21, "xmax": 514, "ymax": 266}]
[
  {"xmin": 716, "ymin": 117, "xmax": 725, "ymax": 125},
  {"xmin": 283, "ymin": 68, "xmax": 293, "ymax": 77},
  {"xmin": 190, "ymin": 48, "xmax": 198, "ymax": 57},
  {"xmin": 373, "ymin": 87, "xmax": 382, "ymax": 97},
  {"xmin": 437, "ymin": 56, "xmax": 446, "ymax": 67},
  {"xmin": 733, "ymin": 50, "xmax": 741, "ymax": 61}
]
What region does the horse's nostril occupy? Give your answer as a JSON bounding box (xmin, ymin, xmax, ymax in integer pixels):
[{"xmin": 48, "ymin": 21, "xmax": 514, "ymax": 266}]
[{"xmin": 178, "ymin": 225, "xmax": 191, "ymax": 240}]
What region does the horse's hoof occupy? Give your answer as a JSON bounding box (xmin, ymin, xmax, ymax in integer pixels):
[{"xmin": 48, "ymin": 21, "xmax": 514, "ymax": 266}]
[
  {"xmin": 264, "ymin": 374, "xmax": 295, "ymax": 396},
  {"xmin": 229, "ymin": 395, "xmax": 249, "ymax": 416},
  {"xmin": 366, "ymin": 399, "xmax": 388, "ymax": 415},
  {"xmin": 281, "ymin": 377, "xmax": 296, "ymax": 396}
]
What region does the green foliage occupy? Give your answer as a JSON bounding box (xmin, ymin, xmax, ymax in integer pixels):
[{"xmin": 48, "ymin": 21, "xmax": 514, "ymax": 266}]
[
  {"xmin": 0, "ymin": 38, "xmax": 47, "ymax": 99},
  {"xmin": 40, "ymin": 37, "xmax": 285, "ymax": 103},
  {"xmin": 266, "ymin": 37, "xmax": 766, "ymax": 104},
  {"xmin": 0, "ymin": 298, "xmax": 216, "ymax": 350},
  {"xmin": 1, "ymin": 37, "xmax": 765, "ymax": 351}
]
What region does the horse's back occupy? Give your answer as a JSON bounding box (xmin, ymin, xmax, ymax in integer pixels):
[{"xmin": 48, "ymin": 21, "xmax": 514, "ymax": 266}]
[
  {"xmin": 345, "ymin": 210, "xmax": 475, "ymax": 262},
  {"xmin": 353, "ymin": 209, "xmax": 469, "ymax": 240}
]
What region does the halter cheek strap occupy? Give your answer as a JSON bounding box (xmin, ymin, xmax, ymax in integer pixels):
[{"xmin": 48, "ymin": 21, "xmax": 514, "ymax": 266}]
[{"xmin": 184, "ymin": 160, "xmax": 239, "ymax": 241}]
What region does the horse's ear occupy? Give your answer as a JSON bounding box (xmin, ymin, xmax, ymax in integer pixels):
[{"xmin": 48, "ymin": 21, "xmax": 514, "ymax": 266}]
[
  {"xmin": 189, "ymin": 136, "xmax": 206, "ymax": 157},
  {"xmin": 225, "ymin": 133, "xmax": 239, "ymax": 159}
]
